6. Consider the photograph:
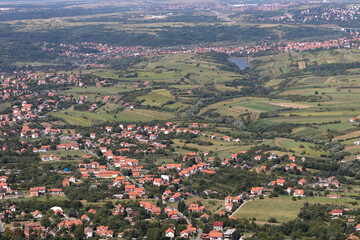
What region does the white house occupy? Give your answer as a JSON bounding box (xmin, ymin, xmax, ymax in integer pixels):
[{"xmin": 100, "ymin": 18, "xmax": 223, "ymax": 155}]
[
  {"xmin": 165, "ymin": 228, "xmax": 175, "ymax": 238},
  {"xmin": 33, "ymin": 210, "xmax": 42, "ymax": 219},
  {"xmin": 349, "ymin": 118, "xmax": 356, "ymax": 123}
]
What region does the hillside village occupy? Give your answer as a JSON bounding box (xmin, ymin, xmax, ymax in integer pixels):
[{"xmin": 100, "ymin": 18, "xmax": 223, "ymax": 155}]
[
  {"xmin": 2, "ymin": 0, "xmax": 360, "ymax": 239},
  {"xmin": 0, "ymin": 71, "xmax": 357, "ymax": 239},
  {"xmin": 41, "ymin": 35, "xmax": 360, "ymax": 70}
]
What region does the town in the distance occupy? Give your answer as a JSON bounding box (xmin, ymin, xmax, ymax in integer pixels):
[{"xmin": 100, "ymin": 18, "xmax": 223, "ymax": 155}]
[{"xmin": 1, "ymin": 0, "xmax": 360, "ymax": 239}]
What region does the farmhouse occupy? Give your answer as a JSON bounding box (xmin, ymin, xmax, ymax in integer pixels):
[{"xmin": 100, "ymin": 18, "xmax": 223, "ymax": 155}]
[
  {"xmin": 327, "ymin": 194, "xmax": 340, "ymax": 199},
  {"xmin": 33, "ymin": 210, "xmax": 42, "ymax": 219},
  {"xmin": 293, "ymin": 189, "xmax": 304, "ymax": 197},
  {"xmin": 213, "ymin": 222, "xmax": 224, "ymax": 231},
  {"xmin": 251, "ymin": 187, "xmax": 263, "ymax": 195},
  {"xmin": 329, "ymin": 209, "xmax": 343, "ymax": 216},
  {"xmin": 298, "ymin": 179, "xmax": 307, "ymax": 186},
  {"xmin": 169, "ymin": 192, "xmax": 182, "ymax": 202},
  {"xmin": 165, "ymin": 228, "xmax": 175, "ymax": 238},
  {"xmin": 356, "ymin": 224, "xmax": 360, "ymax": 231},
  {"xmin": 209, "ymin": 230, "xmax": 223, "ymax": 240},
  {"xmin": 223, "ymin": 229, "xmax": 237, "ymax": 240},
  {"xmin": 180, "ymin": 230, "xmax": 189, "ymax": 238}
]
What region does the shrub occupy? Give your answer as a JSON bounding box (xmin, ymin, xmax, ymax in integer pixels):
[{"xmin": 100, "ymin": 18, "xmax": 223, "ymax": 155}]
[{"xmin": 268, "ymin": 217, "xmax": 277, "ymax": 223}]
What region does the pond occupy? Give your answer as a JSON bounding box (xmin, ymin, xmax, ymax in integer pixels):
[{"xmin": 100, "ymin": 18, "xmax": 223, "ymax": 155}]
[{"xmin": 228, "ymin": 58, "xmax": 251, "ymax": 70}]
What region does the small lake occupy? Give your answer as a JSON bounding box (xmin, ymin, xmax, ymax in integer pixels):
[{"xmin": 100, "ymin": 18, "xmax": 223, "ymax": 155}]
[{"xmin": 228, "ymin": 58, "xmax": 251, "ymax": 70}]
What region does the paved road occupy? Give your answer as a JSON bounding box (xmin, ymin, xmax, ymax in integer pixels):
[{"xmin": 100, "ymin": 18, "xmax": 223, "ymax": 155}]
[
  {"xmin": 195, "ymin": 227, "xmax": 203, "ymax": 240},
  {"xmin": 107, "ymin": 159, "xmax": 148, "ymax": 194},
  {"xmin": 230, "ymin": 200, "xmax": 248, "ymax": 217},
  {"xmin": 270, "ymin": 164, "xmax": 279, "ymax": 170},
  {"xmin": 106, "ymin": 162, "xmax": 114, "ymax": 171},
  {"xmin": 85, "ymin": 147, "xmax": 99, "ymax": 158},
  {"xmin": 171, "ymin": 206, "xmax": 203, "ymax": 239},
  {"xmin": 212, "ymin": 11, "xmax": 234, "ymax": 23},
  {"xmin": 174, "ymin": 208, "xmax": 191, "ymax": 225}
]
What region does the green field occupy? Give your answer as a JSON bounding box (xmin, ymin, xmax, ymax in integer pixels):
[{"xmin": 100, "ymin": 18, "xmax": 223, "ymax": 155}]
[
  {"xmin": 138, "ymin": 89, "xmax": 176, "ymax": 107},
  {"xmin": 235, "ymin": 195, "xmax": 360, "ymax": 224},
  {"xmin": 275, "ymin": 138, "xmax": 329, "ymax": 158},
  {"xmin": 50, "ymin": 108, "xmax": 175, "ymax": 126},
  {"xmin": 171, "ymin": 135, "xmax": 256, "ymax": 159},
  {"xmin": 64, "ymin": 86, "xmax": 130, "ymax": 95},
  {"xmin": 0, "ymin": 195, "xmax": 69, "ymax": 203},
  {"xmin": 0, "ymin": 102, "xmax": 10, "ymax": 112},
  {"xmin": 200, "ymin": 97, "xmax": 282, "ymax": 120},
  {"xmin": 169, "ymin": 196, "xmax": 225, "ymax": 214},
  {"xmin": 40, "ymin": 149, "xmax": 88, "ymax": 159}
]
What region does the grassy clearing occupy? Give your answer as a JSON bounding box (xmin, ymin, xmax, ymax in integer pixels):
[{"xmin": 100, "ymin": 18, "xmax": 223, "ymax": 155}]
[
  {"xmin": 163, "ymin": 102, "xmax": 190, "ymax": 111},
  {"xmin": 235, "ymin": 195, "xmax": 360, "ymax": 224},
  {"xmin": 50, "ymin": 108, "xmax": 175, "ymax": 126},
  {"xmin": 0, "ymin": 195, "xmax": 69, "ymax": 203},
  {"xmin": 200, "ymin": 97, "xmax": 283, "ymax": 119},
  {"xmin": 156, "ymin": 158, "xmax": 175, "ymax": 165},
  {"xmin": 169, "ymin": 196, "xmax": 225, "ymax": 214},
  {"xmin": 40, "ymin": 150, "xmax": 88, "ymax": 159},
  {"xmin": 138, "ymin": 89, "xmax": 175, "ymax": 107},
  {"xmin": 235, "ymin": 196, "xmax": 302, "ymax": 223},
  {"xmin": 64, "ymin": 86, "xmax": 131, "ymax": 95},
  {"xmin": 171, "ymin": 136, "xmax": 256, "ymax": 159},
  {"xmin": 0, "ymin": 102, "xmax": 10, "ymax": 112},
  {"xmin": 317, "ymin": 122, "xmax": 356, "ymax": 132},
  {"xmin": 274, "ymin": 138, "xmax": 329, "ymax": 158},
  {"xmin": 270, "ymin": 115, "xmax": 352, "ymax": 124},
  {"xmin": 50, "ymin": 111, "xmax": 93, "ymax": 126},
  {"xmin": 131, "ymin": 53, "xmax": 243, "ymax": 86}
]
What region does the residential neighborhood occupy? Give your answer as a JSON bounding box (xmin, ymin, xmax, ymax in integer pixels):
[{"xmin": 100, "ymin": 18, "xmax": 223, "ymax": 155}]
[{"xmin": 1, "ymin": 0, "xmax": 360, "ymax": 239}]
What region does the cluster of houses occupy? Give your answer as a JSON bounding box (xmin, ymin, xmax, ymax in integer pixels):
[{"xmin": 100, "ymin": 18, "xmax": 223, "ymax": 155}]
[
  {"xmin": 29, "ymin": 187, "xmax": 64, "ymax": 196},
  {"xmin": 0, "ymin": 117, "xmax": 227, "ymax": 203},
  {"xmin": 299, "ymin": 6, "xmax": 360, "ymax": 23},
  {"xmin": 0, "ymin": 63, "xmax": 357, "ymax": 240},
  {"xmin": 158, "ymin": 161, "xmax": 215, "ymax": 178},
  {"xmin": 21, "ymin": 126, "xmax": 62, "ymax": 139},
  {"xmin": 250, "ymin": 175, "xmax": 341, "ymax": 198},
  {"xmin": 164, "ymin": 224, "xmax": 197, "ymax": 239},
  {"xmin": 44, "ymin": 32, "xmax": 360, "ymax": 69},
  {"xmin": 3, "ymin": 203, "xmax": 119, "ymax": 238},
  {"xmin": 200, "ymin": 223, "xmax": 237, "ymax": 240}
]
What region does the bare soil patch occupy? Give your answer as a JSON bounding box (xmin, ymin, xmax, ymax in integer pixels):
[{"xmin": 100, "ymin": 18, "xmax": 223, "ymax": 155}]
[
  {"xmin": 298, "ymin": 61, "xmax": 306, "ymax": 70},
  {"xmin": 270, "ymin": 102, "xmax": 310, "ymax": 109},
  {"xmin": 333, "ymin": 131, "xmax": 360, "ymax": 141}
]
